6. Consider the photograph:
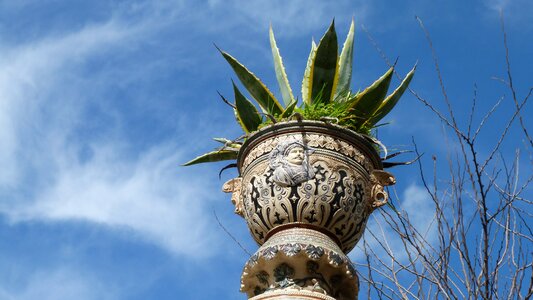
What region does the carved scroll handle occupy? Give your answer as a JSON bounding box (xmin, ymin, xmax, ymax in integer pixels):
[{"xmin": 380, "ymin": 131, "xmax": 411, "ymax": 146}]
[
  {"xmin": 222, "ymin": 177, "xmax": 244, "ymax": 217},
  {"xmin": 369, "ymin": 170, "xmax": 396, "ymax": 210}
]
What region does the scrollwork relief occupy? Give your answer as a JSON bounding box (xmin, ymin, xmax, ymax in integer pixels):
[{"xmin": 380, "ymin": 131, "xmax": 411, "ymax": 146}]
[
  {"xmin": 222, "ymin": 177, "xmax": 244, "ymax": 217},
  {"xmin": 242, "ymin": 158, "xmax": 370, "ymax": 252},
  {"xmin": 369, "ymin": 170, "xmax": 396, "ymax": 210},
  {"xmin": 236, "ymin": 126, "xmax": 395, "ymax": 254}
]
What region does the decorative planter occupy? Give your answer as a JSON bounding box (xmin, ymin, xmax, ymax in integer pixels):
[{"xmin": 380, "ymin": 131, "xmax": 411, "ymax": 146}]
[{"xmin": 224, "ymin": 120, "xmax": 395, "ymax": 299}]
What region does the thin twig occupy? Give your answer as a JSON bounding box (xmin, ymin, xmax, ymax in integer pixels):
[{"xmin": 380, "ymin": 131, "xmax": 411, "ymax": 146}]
[
  {"xmin": 213, "ymin": 209, "xmax": 251, "ymax": 256},
  {"xmin": 499, "ymin": 10, "xmax": 533, "ymax": 147}
]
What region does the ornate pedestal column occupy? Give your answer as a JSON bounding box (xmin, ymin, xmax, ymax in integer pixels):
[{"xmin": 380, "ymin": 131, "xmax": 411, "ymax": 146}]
[
  {"xmin": 224, "ymin": 121, "xmax": 394, "ymax": 300},
  {"xmin": 242, "ymin": 228, "xmax": 358, "ymax": 300}
]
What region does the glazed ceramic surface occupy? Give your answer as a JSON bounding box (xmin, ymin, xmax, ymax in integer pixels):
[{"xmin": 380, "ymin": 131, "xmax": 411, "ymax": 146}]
[
  {"xmin": 231, "ymin": 121, "xmax": 392, "ymax": 253},
  {"xmin": 242, "ymin": 228, "xmax": 359, "ymax": 300}
]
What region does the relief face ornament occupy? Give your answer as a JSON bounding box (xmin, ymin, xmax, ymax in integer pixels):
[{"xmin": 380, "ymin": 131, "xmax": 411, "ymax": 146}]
[{"xmin": 269, "ymin": 140, "xmax": 315, "ymax": 187}]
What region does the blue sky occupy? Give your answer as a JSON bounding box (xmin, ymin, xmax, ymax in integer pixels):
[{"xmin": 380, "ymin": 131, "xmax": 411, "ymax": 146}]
[{"xmin": 0, "ymin": 0, "xmax": 531, "ymax": 299}]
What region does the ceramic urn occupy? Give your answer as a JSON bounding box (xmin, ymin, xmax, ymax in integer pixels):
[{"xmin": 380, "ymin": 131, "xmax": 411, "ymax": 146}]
[{"xmin": 223, "ymin": 120, "xmax": 395, "ymax": 300}]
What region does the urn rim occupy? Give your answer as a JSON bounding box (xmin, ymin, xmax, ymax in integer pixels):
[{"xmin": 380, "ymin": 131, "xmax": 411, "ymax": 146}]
[{"xmin": 237, "ymin": 120, "xmax": 383, "ymax": 172}]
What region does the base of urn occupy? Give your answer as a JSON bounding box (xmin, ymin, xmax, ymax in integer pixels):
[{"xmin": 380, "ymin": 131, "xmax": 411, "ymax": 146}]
[
  {"xmin": 241, "ymin": 228, "xmax": 358, "ymax": 300},
  {"xmin": 250, "ymin": 288, "xmax": 336, "ymax": 299}
]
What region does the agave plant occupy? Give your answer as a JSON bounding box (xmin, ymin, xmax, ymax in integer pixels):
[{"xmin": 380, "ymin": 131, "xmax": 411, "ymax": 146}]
[{"xmin": 184, "ymin": 20, "xmax": 415, "ymax": 166}]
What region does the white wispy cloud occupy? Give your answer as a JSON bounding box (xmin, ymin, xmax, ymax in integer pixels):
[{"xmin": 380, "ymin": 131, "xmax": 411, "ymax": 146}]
[
  {"xmin": 0, "ymin": 19, "xmax": 139, "ymax": 187},
  {"xmin": 351, "ymin": 184, "xmax": 436, "ymax": 262},
  {"xmin": 0, "ymin": 6, "xmax": 221, "ymax": 258},
  {"xmin": 0, "ymin": 267, "xmax": 117, "ymax": 300},
  {"xmin": 484, "ymin": 0, "xmax": 533, "ymax": 29},
  {"xmin": 205, "ymin": 0, "xmax": 368, "ymax": 37},
  {"xmin": 10, "ymin": 143, "xmax": 218, "ymax": 256},
  {"xmin": 401, "ymin": 184, "xmax": 436, "ymax": 233}
]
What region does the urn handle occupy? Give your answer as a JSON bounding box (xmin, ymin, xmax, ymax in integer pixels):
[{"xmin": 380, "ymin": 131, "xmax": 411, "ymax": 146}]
[
  {"xmin": 370, "ymin": 170, "xmax": 396, "ymax": 210},
  {"xmin": 222, "ymin": 177, "xmax": 244, "ymax": 217}
]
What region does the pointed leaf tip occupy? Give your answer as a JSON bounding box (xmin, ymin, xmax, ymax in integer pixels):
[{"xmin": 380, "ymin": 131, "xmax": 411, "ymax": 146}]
[
  {"xmin": 269, "ymin": 24, "xmax": 295, "ymax": 106},
  {"xmin": 348, "ymin": 66, "xmax": 394, "ymax": 112},
  {"xmin": 365, "ymin": 64, "xmax": 416, "ymax": 127},
  {"xmin": 310, "ymin": 21, "xmax": 339, "ymax": 104},
  {"xmin": 333, "ymin": 19, "xmax": 356, "ymax": 100},
  {"xmin": 213, "ymin": 43, "xmax": 223, "ymax": 53},
  {"xmin": 219, "ymin": 50, "xmax": 283, "ymax": 115},
  {"xmin": 182, "ymin": 149, "xmax": 238, "ymax": 166},
  {"xmin": 301, "ymin": 39, "xmax": 317, "ymax": 105},
  {"xmin": 233, "ymin": 81, "xmax": 262, "ymax": 133}
]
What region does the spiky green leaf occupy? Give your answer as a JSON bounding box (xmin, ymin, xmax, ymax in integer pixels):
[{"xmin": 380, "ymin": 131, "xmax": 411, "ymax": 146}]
[
  {"xmin": 217, "ymin": 47, "xmax": 283, "ymax": 115},
  {"xmin": 280, "ymin": 100, "xmax": 297, "ymax": 118},
  {"xmin": 269, "ymin": 25, "xmax": 295, "ymax": 107},
  {"xmin": 214, "ymin": 137, "xmax": 242, "ymax": 151},
  {"xmin": 347, "ymin": 67, "xmax": 394, "ymax": 119},
  {"xmin": 333, "ymin": 19, "xmax": 355, "ymax": 101},
  {"xmin": 302, "ymin": 39, "xmax": 317, "ymax": 105},
  {"xmin": 365, "ymin": 65, "xmax": 416, "ymax": 127},
  {"xmin": 233, "ymin": 81, "xmax": 262, "ymax": 133},
  {"xmin": 213, "ymin": 137, "xmax": 232, "ymax": 144},
  {"xmin": 311, "ymin": 20, "xmax": 338, "ymax": 105},
  {"xmin": 182, "ymin": 149, "xmax": 238, "ymax": 166}
]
